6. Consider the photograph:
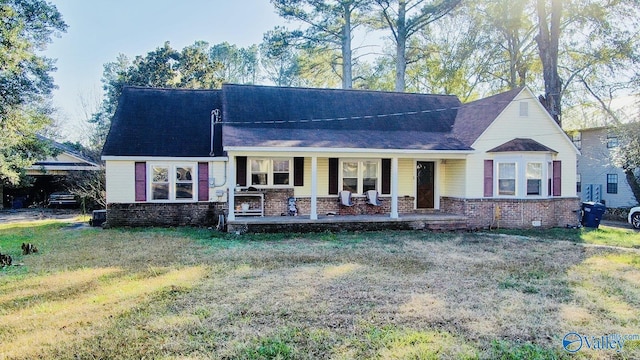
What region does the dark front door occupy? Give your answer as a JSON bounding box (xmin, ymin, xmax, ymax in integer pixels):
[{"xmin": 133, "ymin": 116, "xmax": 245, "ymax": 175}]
[{"xmin": 416, "ymin": 161, "xmax": 435, "ymax": 209}]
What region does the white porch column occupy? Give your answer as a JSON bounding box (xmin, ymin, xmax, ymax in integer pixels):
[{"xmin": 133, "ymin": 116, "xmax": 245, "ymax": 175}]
[
  {"xmin": 391, "ymin": 157, "xmax": 399, "ymax": 219},
  {"xmin": 310, "ymin": 156, "xmax": 318, "ymax": 220},
  {"xmin": 227, "ymin": 156, "xmax": 236, "ymax": 221}
]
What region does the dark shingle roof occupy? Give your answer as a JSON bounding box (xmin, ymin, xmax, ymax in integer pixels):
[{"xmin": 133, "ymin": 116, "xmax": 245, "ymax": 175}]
[
  {"xmin": 452, "ymin": 87, "xmax": 524, "ymax": 146},
  {"xmin": 102, "ymin": 87, "xmax": 222, "ymax": 157},
  {"xmin": 488, "ymin": 138, "xmax": 558, "ymax": 153},
  {"xmin": 222, "ymin": 84, "xmax": 471, "ymax": 150}
]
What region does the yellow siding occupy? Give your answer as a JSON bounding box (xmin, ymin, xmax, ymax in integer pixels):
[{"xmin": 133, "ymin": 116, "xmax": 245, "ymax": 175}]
[
  {"xmin": 442, "ymin": 159, "xmax": 466, "ymax": 197},
  {"xmin": 466, "ymin": 89, "xmax": 578, "ymax": 198},
  {"xmin": 105, "ymin": 161, "xmax": 135, "ymax": 203},
  {"xmin": 294, "ymin": 157, "xmax": 329, "ymax": 197},
  {"xmin": 398, "ymin": 159, "xmax": 414, "ymax": 196}
]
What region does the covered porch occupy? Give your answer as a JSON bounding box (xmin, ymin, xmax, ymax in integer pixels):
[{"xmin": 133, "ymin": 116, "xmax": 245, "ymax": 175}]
[{"xmin": 227, "ymin": 212, "xmax": 468, "ymax": 234}]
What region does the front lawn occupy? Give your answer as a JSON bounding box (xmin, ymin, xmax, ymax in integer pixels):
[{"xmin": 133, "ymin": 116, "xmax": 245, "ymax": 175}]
[{"xmin": 1, "ymin": 221, "xmax": 639, "ymax": 359}]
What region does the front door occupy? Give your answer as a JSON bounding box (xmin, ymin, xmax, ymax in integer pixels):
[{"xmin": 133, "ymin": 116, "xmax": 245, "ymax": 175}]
[{"xmin": 416, "ymin": 161, "xmax": 435, "ymax": 209}]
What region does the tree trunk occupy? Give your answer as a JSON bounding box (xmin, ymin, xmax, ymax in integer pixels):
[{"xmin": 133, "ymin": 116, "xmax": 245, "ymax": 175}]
[
  {"xmin": 342, "ymin": 3, "xmax": 353, "ymax": 89},
  {"xmin": 625, "ymin": 169, "xmax": 640, "ymax": 205},
  {"xmin": 536, "ymin": 0, "xmax": 562, "ymax": 125},
  {"xmin": 395, "ymin": 0, "xmax": 407, "ymax": 92}
]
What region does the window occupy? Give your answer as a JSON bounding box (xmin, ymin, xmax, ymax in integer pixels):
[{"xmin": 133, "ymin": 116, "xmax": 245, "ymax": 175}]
[
  {"xmin": 152, "ymin": 166, "xmax": 169, "ymax": 200},
  {"xmin": 576, "ymin": 173, "xmax": 582, "ymax": 193},
  {"xmin": 498, "ymin": 163, "xmax": 516, "ymax": 196},
  {"xmin": 341, "ymin": 160, "xmax": 379, "ymax": 194},
  {"xmin": 526, "ymin": 162, "xmax": 542, "ymax": 195},
  {"xmin": 607, "ymin": 134, "xmax": 619, "ymax": 148},
  {"xmin": 150, "ymin": 164, "xmax": 195, "ymax": 201},
  {"xmin": 572, "ymin": 132, "xmax": 581, "ymax": 150},
  {"xmin": 519, "ymin": 101, "xmax": 529, "ymax": 116},
  {"xmin": 607, "ymin": 174, "xmax": 618, "ymax": 194},
  {"xmin": 249, "ymin": 158, "xmax": 291, "ymax": 186}
]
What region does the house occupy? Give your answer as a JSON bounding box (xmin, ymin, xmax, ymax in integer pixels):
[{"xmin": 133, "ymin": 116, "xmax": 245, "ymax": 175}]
[
  {"xmin": 101, "ymin": 84, "xmax": 579, "ymax": 230},
  {"xmin": 569, "ymin": 127, "xmax": 636, "ymax": 208},
  {"xmin": 1, "ymin": 138, "xmax": 101, "ymax": 209}
]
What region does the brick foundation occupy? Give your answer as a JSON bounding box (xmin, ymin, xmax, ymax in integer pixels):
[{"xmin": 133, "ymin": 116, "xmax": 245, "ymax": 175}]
[
  {"xmin": 441, "ymin": 197, "xmax": 580, "ymax": 229},
  {"xmin": 106, "ymin": 202, "xmax": 226, "ymax": 227}
]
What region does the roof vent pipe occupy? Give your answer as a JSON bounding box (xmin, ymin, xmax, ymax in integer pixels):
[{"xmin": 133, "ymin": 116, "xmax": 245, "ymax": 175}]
[{"xmin": 210, "ymin": 109, "xmax": 221, "ymax": 156}]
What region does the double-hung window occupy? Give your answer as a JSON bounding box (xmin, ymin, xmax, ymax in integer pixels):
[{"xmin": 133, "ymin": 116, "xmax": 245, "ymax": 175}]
[
  {"xmin": 249, "ymin": 158, "xmax": 291, "ymax": 186},
  {"xmin": 607, "ymin": 174, "xmax": 618, "ymax": 194},
  {"xmin": 526, "ymin": 162, "xmax": 542, "ymax": 195},
  {"xmin": 498, "ymin": 162, "xmax": 516, "ymax": 196},
  {"xmin": 341, "ymin": 160, "xmax": 379, "ymax": 194},
  {"xmin": 150, "ymin": 164, "xmax": 195, "ymax": 201}
]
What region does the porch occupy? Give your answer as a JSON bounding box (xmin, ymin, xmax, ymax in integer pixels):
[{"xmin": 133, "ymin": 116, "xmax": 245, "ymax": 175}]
[{"xmin": 226, "ymin": 212, "xmax": 467, "ymax": 234}]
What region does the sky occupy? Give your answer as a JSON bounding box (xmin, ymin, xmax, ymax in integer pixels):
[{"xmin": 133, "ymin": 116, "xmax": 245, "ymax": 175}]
[{"xmin": 44, "ymin": 0, "xmax": 285, "ymax": 141}]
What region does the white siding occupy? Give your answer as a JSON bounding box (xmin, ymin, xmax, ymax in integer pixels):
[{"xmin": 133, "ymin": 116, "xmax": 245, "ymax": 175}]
[
  {"xmin": 210, "ymin": 161, "xmax": 228, "ymax": 202},
  {"xmin": 467, "ymin": 89, "xmax": 578, "ymax": 198},
  {"xmin": 105, "ymin": 161, "xmax": 135, "ymax": 203}
]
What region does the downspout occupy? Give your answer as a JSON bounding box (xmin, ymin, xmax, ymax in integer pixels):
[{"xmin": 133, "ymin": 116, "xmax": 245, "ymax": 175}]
[
  {"xmin": 210, "ymin": 109, "xmax": 220, "ymax": 157},
  {"xmin": 209, "ymin": 108, "xmax": 227, "ymax": 187}
]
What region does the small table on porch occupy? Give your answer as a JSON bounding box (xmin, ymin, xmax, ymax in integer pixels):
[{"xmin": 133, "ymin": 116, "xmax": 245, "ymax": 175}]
[{"xmin": 233, "ymin": 191, "xmax": 264, "ymax": 217}]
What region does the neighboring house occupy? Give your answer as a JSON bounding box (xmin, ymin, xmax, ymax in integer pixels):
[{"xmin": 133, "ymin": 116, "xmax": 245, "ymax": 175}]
[
  {"xmin": 570, "ymin": 127, "xmax": 637, "ymax": 208},
  {"xmin": 102, "ymin": 84, "xmax": 579, "ymax": 230},
  {"xmin": 1, "ymin": 138, "xmax": 102, "ymax": 209}
]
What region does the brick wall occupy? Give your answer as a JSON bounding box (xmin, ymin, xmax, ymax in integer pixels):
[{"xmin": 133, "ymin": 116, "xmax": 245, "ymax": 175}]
[
  {"xmin": 293, "ymin": 196, "xmax": 415, "ymax": 216},
  {"xmin": 106, "ymin": 202, "xmax": 226, "ymax": 227},
  {"xmin": 441, "ymin": 197, "xmax": 580, "ymax": 229}
]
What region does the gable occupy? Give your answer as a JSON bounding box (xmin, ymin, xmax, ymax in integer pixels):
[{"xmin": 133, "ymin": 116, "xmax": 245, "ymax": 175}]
[{"xmin": 472, "ymin": 88, "xmax": 579, "ymax": 155}]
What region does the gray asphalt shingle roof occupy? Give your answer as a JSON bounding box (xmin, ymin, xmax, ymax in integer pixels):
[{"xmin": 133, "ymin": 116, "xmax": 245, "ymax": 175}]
[{"xmin": 103, "ymin": 84, "xmax": 527, "ymax": 156}]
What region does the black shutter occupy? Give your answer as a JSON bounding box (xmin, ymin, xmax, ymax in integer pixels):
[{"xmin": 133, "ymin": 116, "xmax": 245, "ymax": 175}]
[
  {"xmin": 236, "ymin": 156, "xmax": 247, "ymax": 187},
  {"xmin": 329, "ymin": 158, "xmax": 338, "ymax": 195},
  {"xmin": 382, "ymin": 159, "xmax": 391, "ymax": 195},
  {"xmin": 294, "ymin": 157, "xmax": 304, "ymax": 186}
]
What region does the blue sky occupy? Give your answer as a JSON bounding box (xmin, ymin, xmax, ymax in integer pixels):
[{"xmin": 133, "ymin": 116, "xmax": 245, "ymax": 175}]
[{"xmin": 45, "ymin": 0, "xmax": 284, "ymax": 140}]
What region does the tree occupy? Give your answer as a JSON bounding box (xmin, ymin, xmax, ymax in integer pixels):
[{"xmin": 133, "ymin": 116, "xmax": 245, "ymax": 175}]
[
  {"xmin": 372, "ymin": 0, "xmax": 461, "ymax": 92},
  {"xmin": 209, "ymin": 42, "xmax": 259, "ymax": 84},
  {"xmin": 0, "ymin": 0, "xmax": 67, "ymax": 185},
  {"xmin": 270, "ymin": 0, "xmax": 371, "ymax": 89},
  {"xmin": 90, "ymin": 41, "xmax": 225, "ymax": 147},
  {"xmin": 260, "ymin": 27, "xmax": 304, "ymax": 87},
  {"xmin": 535, "ymin": 0, "xmax": 562, "ymax": 124}
]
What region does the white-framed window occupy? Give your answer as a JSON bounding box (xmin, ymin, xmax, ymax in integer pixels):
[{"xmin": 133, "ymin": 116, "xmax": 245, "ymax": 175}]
[
  {"xmin": 498, "ymin": 162, "xmax": 516, "ymax": 196},
  {"xmin": 340, "ymin": 159, "xmax": 380, "ymax": 194},
  {"xmin": 526, "ymin": 162, "xmax": 542, "ymax": 195},
  {"xmin": 607, "ymin": 134, "xmax": 619, "ymax": 148},
  {"xmin": 494, "ymin": 155, "xmax": 554, "ymax": 198},
  {"xmin": 249, "ymin": 158, "xmax": 291, "ymax": 186},
  {"xmin": 150, "ymin": 163, "xmax": 195, "ymax": 201}
]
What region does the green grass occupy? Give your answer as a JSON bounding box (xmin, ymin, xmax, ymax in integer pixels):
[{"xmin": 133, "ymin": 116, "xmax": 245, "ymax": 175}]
[
  {"xmin": 1, "ymin": 219, "xmax": 640, "ymax": 359},
  {"xmin": 492, "ymin": 225, "xmax": 640, "ymax": 249}
]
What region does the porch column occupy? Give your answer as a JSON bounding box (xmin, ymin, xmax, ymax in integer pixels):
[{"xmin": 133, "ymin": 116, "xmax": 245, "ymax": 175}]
[
  {"xmin": 391, "ymin": 157, "xmax": 399, "ymax": 219},
  {"xmin": 227, "ymin": 156, "xmax": 236, "ymax": 221},
  {"xmin": 310, "ymin": 156, "xmax": 318, "ymax": 220}
]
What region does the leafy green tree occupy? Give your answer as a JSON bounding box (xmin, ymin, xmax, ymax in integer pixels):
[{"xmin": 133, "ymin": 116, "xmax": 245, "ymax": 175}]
[
  {"xmin": 209, "ymin": 42, "xmax": 259, "ymax": 84},
  {"xmin": 371, "ymin": 0, "xmax": 461, "ymax": 92},
  {"xmin": 90, "ymin": 41, "xmax": 225, "ymax": 147},
  {"xmin": 260, "ymin": 27, "xmax": 304, "ymax": 87},
  {"xmin": 270, "ymin": 0, "xmax": 372, "ymax": 89},
  {"xmin": 0, "ymin": 0, "xmax": 67, "ymax": 185}
]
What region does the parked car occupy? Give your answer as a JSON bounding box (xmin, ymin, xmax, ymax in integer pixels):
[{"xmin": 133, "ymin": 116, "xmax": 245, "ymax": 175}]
[
  {"xmin": 48, "ymin": 192, "xmax": 78, "ymax": 207},
  {"xmin": 628, "ymin": 206, "xmax": 640, "ymax": 229}
]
